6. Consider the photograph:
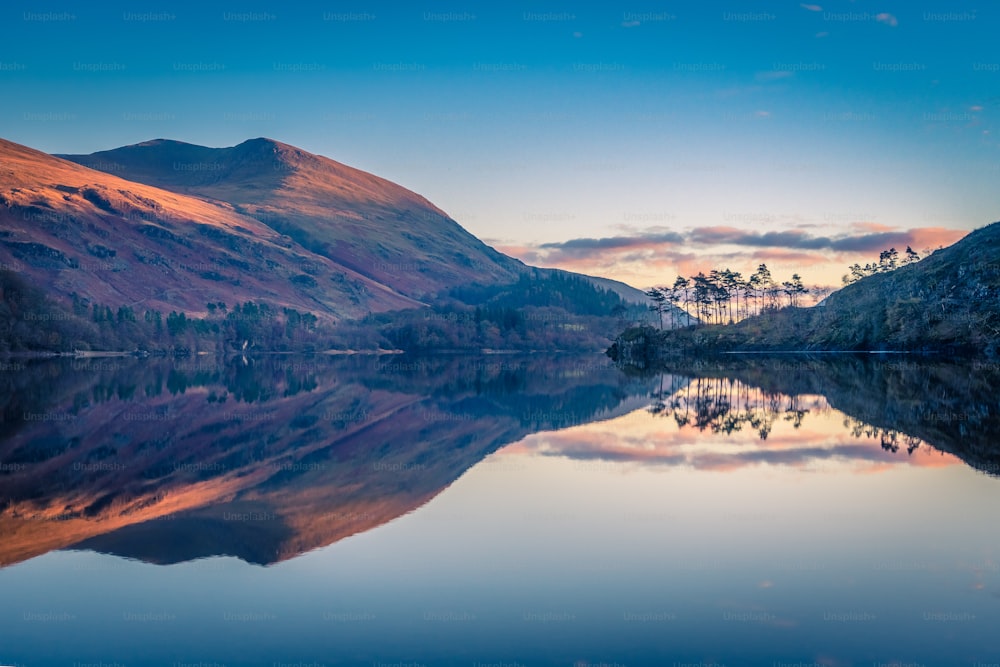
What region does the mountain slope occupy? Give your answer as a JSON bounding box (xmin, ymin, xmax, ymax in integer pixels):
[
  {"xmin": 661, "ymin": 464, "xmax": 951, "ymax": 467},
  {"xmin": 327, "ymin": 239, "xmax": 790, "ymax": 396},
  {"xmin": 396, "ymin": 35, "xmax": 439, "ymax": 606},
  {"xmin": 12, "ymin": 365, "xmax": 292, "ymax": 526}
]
[
  {"xmin": 0, "ymin": 137, "xmax": 422, "ymax": 320},
  {"xmin": 59, "ymin": 138, "xmax": 526, "ymax": 300}
]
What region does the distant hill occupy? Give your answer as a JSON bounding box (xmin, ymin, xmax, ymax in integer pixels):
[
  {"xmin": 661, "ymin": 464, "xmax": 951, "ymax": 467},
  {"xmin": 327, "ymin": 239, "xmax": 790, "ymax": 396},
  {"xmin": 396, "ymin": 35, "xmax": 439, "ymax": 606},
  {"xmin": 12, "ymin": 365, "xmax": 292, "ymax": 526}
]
[{"xmin": 611, "ymin": 221, "xmax": 1000, "ymax": 358}]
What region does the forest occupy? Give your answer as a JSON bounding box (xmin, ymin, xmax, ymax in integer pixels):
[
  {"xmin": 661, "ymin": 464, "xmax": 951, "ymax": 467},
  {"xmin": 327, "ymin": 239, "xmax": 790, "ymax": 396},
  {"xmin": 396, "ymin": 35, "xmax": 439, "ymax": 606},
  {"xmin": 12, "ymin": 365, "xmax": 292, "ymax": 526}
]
[{"xmin": 1, "ymin": 269, "xmax": 638, "ymax": 354}]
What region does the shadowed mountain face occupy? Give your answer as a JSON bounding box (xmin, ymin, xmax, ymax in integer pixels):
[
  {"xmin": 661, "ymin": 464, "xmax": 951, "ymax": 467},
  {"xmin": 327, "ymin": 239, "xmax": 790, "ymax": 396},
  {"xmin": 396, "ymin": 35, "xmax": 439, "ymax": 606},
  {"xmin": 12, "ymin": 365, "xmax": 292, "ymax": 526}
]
[
  {"xmin": 59, "ymin": 138, "xmax": 525, "ymax": 300},
  {"xmin": 0, "ymin": 354, "xmax": 651, "ymax": 567}
]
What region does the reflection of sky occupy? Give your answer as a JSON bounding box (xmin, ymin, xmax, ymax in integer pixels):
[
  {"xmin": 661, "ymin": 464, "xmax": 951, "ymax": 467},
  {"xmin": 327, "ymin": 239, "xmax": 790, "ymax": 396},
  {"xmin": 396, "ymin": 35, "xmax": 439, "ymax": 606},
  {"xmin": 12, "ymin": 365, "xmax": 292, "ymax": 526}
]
[{"xmin": 2, "ymin": 402, "xmax": 998, "ymax": 666}]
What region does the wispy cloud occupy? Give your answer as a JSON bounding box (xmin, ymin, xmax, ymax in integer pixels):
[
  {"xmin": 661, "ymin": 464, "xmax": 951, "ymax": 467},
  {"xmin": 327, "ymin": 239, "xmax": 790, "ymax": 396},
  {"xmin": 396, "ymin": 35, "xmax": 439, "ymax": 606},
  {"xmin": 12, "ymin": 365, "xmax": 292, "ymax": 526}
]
[
  {"xmin": 538, "ymin": 225, "xmax": 962, "ymax": 256},
  {"xmin": 800, "ymin": 3, "xmax": 823, "ymax": 11},
  {"xmin": 538, "ymin": 231, "xmax": 684, "ymax": 256},
  {"xmin": 875, "ymin": 12, "xmax": 899, "ymax": 27}
]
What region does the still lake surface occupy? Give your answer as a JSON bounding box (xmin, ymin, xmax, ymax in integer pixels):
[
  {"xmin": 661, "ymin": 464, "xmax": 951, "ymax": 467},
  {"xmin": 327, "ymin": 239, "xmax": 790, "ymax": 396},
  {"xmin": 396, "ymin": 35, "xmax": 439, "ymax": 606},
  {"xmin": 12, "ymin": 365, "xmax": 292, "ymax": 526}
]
[{"xmin": 1, "ymin": 353, "xmax": 998, "ymax": 666}]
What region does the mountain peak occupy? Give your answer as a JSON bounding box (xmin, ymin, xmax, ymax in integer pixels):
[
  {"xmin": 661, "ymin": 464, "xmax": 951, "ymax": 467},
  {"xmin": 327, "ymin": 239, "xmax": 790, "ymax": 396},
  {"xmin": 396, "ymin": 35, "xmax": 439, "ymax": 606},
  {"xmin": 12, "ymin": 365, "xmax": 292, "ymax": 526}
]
[{"xmin": 52, "ymin": 136, "xmax": 524, "ymax": 298}]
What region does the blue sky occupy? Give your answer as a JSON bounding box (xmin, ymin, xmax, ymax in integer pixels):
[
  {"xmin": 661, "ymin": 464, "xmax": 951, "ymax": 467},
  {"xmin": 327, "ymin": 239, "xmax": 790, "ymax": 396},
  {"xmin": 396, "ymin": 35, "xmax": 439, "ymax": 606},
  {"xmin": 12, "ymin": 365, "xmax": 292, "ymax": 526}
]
[{"xmin": 1, "ymin": 1, "xmax": 997, "ymax": 288}]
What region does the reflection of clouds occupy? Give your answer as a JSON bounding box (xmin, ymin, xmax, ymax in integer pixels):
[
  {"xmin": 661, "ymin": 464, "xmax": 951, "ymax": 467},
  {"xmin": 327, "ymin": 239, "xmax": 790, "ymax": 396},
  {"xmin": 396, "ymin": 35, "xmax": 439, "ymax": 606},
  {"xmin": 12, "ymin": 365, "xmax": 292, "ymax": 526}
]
[{"xmin": 512, "ymin": 384, "xmax": 959, "ymax": 474}]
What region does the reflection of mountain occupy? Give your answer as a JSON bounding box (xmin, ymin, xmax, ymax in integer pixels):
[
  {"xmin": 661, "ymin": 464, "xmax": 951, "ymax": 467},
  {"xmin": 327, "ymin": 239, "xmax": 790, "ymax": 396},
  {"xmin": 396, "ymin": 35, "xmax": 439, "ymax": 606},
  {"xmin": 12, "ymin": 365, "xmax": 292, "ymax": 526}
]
[
  {"xmin": 640, "ymin": 356, "xmax": 1000, "ymax": 476},
  {"xmin": 0, "ymin": 355, "xmax": 651, "ymax": 568}
]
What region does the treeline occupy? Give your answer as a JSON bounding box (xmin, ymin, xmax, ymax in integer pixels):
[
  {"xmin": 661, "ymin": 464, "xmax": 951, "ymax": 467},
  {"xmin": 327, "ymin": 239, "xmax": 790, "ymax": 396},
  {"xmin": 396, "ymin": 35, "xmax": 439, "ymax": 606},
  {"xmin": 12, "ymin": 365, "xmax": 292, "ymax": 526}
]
[
  {"xmin": 842, "ymin": 246, "xmax": 921, "ymax": 285},
  {"xmin": 643, "ymin": 247, "xmax": 924, "ymax": 329},
  {"xmin": 359, "ymin": 270, "xmax": 644, "ymax": 352},
  {"xmin": 3, "ymin": 269, "xmax": 636, "ymax": 354},
  {"xmin": 645, "ymin": 264, "xmax": 808, "ymax": 328},
  {"xmin": 1, "ymin": 270, "xmax": 330, "ymax": 354},
  {"xmin": 354, "ymin": 303, "xmax": 619, "ymax": 352}
]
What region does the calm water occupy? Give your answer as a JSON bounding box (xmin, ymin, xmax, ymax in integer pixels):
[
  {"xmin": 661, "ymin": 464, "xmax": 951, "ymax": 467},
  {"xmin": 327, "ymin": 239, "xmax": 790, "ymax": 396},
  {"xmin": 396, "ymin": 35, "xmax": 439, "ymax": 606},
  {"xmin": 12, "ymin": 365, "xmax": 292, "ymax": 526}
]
[{"xmin": 1, "ymin": 354, "xmax": 998, "ymax": 666}]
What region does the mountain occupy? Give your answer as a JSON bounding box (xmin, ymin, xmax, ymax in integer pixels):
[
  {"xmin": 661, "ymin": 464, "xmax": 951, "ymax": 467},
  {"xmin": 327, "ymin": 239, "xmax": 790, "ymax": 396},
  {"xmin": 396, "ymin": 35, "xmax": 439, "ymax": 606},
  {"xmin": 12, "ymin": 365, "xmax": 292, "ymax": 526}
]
[
  {"xmin": 612, "ymin": 221, "xmax": 1000, "ymax": 357},
  {"xmin": 0, "ymin": 137, "xmax": 423, "ymax": 321},
  {"xmin": 1, "ymin": 136, "xmax": 648, "ymax": 352},
  {"xmin": 58, "ymin": 137, "xmax": 525, "ymax": 301}
]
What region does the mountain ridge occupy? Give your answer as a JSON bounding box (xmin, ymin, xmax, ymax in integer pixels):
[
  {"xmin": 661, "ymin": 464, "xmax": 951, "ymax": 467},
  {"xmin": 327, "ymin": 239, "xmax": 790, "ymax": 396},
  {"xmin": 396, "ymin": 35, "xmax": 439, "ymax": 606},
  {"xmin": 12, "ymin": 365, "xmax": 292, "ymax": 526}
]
[
  {"xmin": 58, "ymin": 137, "xmax": 527, "ymax": 301},
  {"xmin": 0, "ymin": 137, "xmax": 422, "ymax": 322}
]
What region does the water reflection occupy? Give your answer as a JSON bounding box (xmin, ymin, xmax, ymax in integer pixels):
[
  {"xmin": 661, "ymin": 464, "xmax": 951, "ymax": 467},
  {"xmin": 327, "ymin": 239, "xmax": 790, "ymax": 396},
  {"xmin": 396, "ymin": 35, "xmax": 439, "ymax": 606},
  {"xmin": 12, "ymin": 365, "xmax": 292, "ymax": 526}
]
[
  {"xmin": 643, "ymin": 356, "xmax": 1000, "ymax": 474},
  {"xmin": 1, "ymin": 354, "xmax": 998, "ymax": 570},
  {"xmin": 0, "ymin": 354, "xmax": 650, "ymax": 568}
]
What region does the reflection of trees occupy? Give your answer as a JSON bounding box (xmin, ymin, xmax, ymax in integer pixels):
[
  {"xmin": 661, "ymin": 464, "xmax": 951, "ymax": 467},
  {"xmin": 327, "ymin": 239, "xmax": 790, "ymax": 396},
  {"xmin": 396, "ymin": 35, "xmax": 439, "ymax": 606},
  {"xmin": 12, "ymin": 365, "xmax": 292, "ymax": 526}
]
[
  {"xmin": 633, "ymin": 356, "xmax": 1000, "ymax": 476},
  {"xmin": 650, "ymin": 375, "xmax": 926, "ymax": 451},
  {"xmin": 843, "ymin": 416, "xmax": 923, "ymax": 454}
]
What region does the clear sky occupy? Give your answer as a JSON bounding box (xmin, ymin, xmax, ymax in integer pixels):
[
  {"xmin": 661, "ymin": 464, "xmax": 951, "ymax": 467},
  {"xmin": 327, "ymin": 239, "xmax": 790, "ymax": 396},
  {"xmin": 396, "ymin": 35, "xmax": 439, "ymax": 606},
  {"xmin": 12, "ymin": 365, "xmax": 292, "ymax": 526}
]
[{"xmin": 1, "ymin": 0, "xmax": 997, "ymax": 290}]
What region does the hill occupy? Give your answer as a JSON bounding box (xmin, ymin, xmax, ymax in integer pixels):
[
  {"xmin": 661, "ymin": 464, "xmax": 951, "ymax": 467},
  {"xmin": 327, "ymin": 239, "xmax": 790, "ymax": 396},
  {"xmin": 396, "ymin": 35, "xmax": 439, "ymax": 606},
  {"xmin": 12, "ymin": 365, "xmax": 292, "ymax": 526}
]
[{"xmin": 611, "ymin": 221, "xmax": 1000, "ymax": 358}]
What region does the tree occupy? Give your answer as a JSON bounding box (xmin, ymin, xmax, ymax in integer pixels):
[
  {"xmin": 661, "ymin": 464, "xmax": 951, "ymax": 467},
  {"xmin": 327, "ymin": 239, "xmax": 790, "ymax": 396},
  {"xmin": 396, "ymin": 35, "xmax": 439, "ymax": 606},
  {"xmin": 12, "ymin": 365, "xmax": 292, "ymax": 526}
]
[
  {"xmin": 645, "ymin": 288, "xmax": 667, "ymax": 330},
  {"xmin": 692, "ymin": 273, "xmax": 714, "ymax": 324},
  {"xmin": 752, "ymin": 264, "xmax": 774, "ymax": 313},
  {"xmin": 795, "ymin": 274, "xmax": 809, "ymax": 306},
  {"xmin": 879, "ymin": 248, "xmax": 899, "ymax": 273},
  {"xmin": 663, "ymin": 284, "xmax": 679, "ymax": 329},
  {"xmin": 673, "ymin": 276, "xmax": 692, "ymax": 326},
  {"xmin": 721, "ymin": 269, "xmax": 743, "ymax": 323}
]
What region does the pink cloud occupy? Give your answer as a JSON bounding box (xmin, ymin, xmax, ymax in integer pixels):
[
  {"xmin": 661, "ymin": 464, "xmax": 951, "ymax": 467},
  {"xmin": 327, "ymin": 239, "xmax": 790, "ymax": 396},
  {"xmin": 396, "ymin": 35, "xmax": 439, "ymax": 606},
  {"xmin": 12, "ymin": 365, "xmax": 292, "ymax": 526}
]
[
  {"xmin": 875, "ymin": 12, "xmax": 898, "ymax": 26},
  {"xmin": 493, "ymin": 225, "xmax": 970, "ymax": 290}
]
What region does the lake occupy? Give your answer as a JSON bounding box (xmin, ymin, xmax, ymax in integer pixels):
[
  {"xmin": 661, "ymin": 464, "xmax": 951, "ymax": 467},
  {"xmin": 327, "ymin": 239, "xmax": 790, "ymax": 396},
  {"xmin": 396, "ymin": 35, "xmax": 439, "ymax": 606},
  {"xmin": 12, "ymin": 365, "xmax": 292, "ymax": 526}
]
[{"xmin": 1, "ymin": 353, "xmax": 998, "ymax": 666}]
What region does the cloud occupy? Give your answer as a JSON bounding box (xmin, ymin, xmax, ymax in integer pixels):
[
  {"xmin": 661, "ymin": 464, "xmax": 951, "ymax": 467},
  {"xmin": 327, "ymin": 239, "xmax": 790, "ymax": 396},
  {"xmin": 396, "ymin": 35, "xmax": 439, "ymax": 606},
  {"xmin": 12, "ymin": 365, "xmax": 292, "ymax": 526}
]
[
  {"xmin": 537, "ymin": 231, "xmax": 684, "ymax": 256},
  {"xmin": 495, "ymin": 226, "xmax": 967, "ymax": 289},
  {"xmin": 621, "ymin": 20, "xmax": 640, "ymax": 28},
  {"xmin": 875, "ymin": 12, "xmax": 898, "ymax": 26},
  {"xmin": 515, "ymin": 226, "xmax": 965, "ymax": 261},
  {"xmin": 800, "ymin": 3, "xmax": 823, "ymax": 11},
  {"xmin": 684, "ymin": 226, "xmax": 964, "ymax": 253}
]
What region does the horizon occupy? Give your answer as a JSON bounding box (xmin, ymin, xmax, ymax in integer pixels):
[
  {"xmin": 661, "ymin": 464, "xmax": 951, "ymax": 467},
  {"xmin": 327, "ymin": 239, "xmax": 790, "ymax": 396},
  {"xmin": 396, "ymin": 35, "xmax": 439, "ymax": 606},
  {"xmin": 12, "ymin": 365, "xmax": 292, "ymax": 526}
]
[{"xmin": 2, "ymin": 0, "xmax": 998, "ymax": 291}]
